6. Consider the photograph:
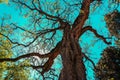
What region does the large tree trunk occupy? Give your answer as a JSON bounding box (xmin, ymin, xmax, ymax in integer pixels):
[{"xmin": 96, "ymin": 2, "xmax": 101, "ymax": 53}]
[{"xmin": 59, "ymin": 27, "xmax": 86, "ymax": 80}]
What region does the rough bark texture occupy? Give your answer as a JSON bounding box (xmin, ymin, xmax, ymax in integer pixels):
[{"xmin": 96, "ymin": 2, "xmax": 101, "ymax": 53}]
[
  {"xmin": 58, "ymin": 1, "xmax": 92, "ymax": 79},
  {"xmin": 59, "ymin": 26, "xmax": 86, "ymax": 80}
]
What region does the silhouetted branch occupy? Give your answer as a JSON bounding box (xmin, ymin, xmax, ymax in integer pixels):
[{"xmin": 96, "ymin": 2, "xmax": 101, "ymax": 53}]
[
  {"xmin": 10, "ymin": 23, "xmax": 35, "ymax": 34},
  {"xmin": 82, "ymin": 53, "xmax": 97, "ymax": 69},
  {"xmin": 0, "ymin": 25, "xmax": 62, "ymax": 47},
  {"xmin": 0, "ymin": 41, "xmax": 61, "ymax": 61},
  {"xmin": 0, "ymin": 53, "xmax": 47, "ymax": 62},
  {"xmin": 81, "ymin": 26, "xmax": 111, "ymax": 44},
  {"xmin": 72, "ymin": 0, "xmax": 93, "ymax": 39},
  {"xmin": 12, "ymin": 0, "xmax": 64, "ymax": 23}
]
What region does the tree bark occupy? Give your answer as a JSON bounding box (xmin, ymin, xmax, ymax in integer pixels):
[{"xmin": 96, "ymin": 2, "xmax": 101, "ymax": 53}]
[{"xmin": 59, "ymin": 27, "xmax": 86, "ymax": 80}]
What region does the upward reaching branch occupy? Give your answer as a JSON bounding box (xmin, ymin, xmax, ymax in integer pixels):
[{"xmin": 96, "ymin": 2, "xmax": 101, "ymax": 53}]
[{"xmin": 72, "ymin": 0, "xmax": 93, "ymax": 39}]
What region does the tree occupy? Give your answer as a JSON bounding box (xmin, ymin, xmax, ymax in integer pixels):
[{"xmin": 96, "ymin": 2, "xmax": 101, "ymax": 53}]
[
  {"xmin": 0, "ymin": 0, "xmax": 119, "ymax": 80},
  {"xmin": 95, "ymin": 10, "xmax": 120, "ymax": 80}
]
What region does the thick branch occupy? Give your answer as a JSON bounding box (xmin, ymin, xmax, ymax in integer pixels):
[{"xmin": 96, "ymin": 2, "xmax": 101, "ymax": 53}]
[
  {"xmin": 0, "ymin": 53, "xmax": 48, "ymax": 62},
  {"xmin": 0, "ymin": 41, "xmax": 62, "ymax": 74},
  {"xmin": 72, "ymin": 0, "xmax": 93, "ymax": 39},
  {"xmin": 41, "ymin": 41, "xmax": 62, "ymax": 74},
  {"xmin": 0, "ymin": 41, "xmax": 61, "ymax": 62},
  {"xmin": 81, "ymin": 26, "xmax": 111, "ymax": 44}
]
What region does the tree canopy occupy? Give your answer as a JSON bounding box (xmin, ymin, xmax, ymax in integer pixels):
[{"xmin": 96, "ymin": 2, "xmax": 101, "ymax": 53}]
[{"xmin": 0, "ymin": 0, "xmax": 120, "ymax": 80}]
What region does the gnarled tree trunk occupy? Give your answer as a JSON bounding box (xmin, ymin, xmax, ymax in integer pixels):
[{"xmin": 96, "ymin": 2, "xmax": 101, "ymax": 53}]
[{"xmin": 59, "ymin": 27, "xmax": 86, "ymax": 80}]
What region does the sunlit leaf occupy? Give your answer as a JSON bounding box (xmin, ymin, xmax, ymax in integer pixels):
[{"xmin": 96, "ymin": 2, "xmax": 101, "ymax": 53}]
[{"xmin": 0, "ymin": 0, "xmax": 9, "ymax": 4}]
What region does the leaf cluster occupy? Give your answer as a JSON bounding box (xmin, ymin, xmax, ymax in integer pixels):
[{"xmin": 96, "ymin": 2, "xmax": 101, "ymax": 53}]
[
  {"xmin": 0, "ymin": 29, "xmax": 31, "ymax": 80},
  {"xmin": 105, "ymin": 10, "xmax": 120, "ymax": 38},
  {"xmin": 95, "ymin": 47, "xmax": 120, "ymax": 80}
]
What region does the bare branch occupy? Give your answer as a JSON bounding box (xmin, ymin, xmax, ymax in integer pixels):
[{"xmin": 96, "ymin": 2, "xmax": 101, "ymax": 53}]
[
  {"xmin": 82, "ymin": 53, "xmax": 97, "ymax": 69},
  {"xmin": 81, "ymin": 26, "xmax": 111, "ymax": 44},
  {"xmin": 14, "ymin": 0, "xmax": 35, "ymax": 10},
  {"xmin": 10, "ymin": 23, "xmax": 35, "ymax": 34},
  {"xmin": 31, "ymin": 0, "xmax": 37, "ymax": 9},
  {"xmin": 0, "ymin": 25, "xmax": 62, "ymax": 47},
  {"xmin": 0, "ymin": 32, "xmax": 28, "ymax": 47},
  {"xmin": 37, "ymin": 27, "xmax": 62, "ymax": 35},
  {"xmin": 12, "ymin": 0, "xmax": 64, "ymax": 23},
  {"xmin": 31, "ymin": 65, "xmax": 43, "ymax": 69}
]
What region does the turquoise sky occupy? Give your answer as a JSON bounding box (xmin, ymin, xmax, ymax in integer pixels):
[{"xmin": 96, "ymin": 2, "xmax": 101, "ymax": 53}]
[{"xmin": 0, "ymin": 0, "xmax": 120, "ymax": 80}]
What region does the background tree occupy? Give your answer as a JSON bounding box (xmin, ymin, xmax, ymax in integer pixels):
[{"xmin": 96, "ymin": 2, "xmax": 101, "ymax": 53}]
[
  {"xmin": 95, "ymin": 10, "xmax": 120, "ymax": 80},
  {"xmin": 105, "ymin": 10, "xmax": 120, "ymax": 38},
  {"xmin": 0, "ymin": 0, "xmax": 119, "ymax": 80}
]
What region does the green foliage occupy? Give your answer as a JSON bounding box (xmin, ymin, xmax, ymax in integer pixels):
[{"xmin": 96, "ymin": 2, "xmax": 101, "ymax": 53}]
[
  {"xmin": 105, "ymin": 10, "xmax": 120, "ymax": 38},
  {"xmin": 0, "ymin": 0, "xmax": 9, "ymax": 4},
  {"xmin": 4, "ymin": 62, "xmax": 31, "ymax": 80},
  {"xmin": 95, "ymin": 47, "xmax": 120, "ymax": 80},
  {"xmin": 0, "ymin": 28, "xmax": 31, "ymax": 80},
  {"xmin": 0, "ymin": 34, "xmax": 13, "ymax": 80}
]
